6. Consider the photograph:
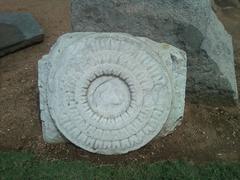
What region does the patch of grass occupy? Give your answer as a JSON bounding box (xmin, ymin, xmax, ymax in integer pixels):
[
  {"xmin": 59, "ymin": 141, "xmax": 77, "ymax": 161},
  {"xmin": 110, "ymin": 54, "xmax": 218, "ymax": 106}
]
[{"xmin": 0, "ymin": 151, "xmax": 240, "ymax": 180}]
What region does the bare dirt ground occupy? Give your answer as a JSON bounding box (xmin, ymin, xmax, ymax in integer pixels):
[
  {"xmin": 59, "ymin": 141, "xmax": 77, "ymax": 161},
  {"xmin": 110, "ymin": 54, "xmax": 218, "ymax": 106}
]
[{"xmin": 0, "ymin": 0, "xmax": 239, "ymax": 164}]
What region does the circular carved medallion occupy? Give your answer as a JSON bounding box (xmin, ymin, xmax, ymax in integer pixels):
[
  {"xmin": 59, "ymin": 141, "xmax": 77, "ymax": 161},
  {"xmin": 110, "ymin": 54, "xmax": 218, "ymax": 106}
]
[{"xmin": 47, "ymin": 33, "xmax": 173, "ymax": 154}]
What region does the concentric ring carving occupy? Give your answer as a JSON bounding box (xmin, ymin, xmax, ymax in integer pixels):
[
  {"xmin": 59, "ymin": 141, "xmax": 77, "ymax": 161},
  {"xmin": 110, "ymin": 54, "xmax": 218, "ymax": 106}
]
[{"xmin": 47, "ymin": 34, "xmax": 173, "ymax": 154}]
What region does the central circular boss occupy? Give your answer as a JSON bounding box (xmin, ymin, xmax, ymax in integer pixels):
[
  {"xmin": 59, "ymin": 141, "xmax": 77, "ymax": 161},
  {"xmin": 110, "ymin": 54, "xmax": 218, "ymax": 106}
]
[
  {"xmin": 87, "ymin": 75, "xmax": 131, "ymax": 118},
  {"xmin": 75, "ymin": 63, "xmax": 144, "ymax": 129}
]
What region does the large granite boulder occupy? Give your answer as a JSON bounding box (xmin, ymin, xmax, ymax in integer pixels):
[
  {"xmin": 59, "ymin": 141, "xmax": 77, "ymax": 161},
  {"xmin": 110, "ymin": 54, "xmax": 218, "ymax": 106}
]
[
  {"xmin": 71, "ymin": 0, "xmax": 238, "ymax": 103},
  {"xmin": 38, "ymin": 32, "xmax": 187, "ymax": 154},
  {"xmin": 0, "ymin": 12, "xmax": 44, "ymax": 57}
]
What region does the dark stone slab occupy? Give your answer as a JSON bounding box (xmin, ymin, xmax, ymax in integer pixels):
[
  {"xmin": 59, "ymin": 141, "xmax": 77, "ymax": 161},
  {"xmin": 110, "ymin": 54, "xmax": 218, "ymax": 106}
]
[{"xmin": 0, "ymin": 12, "xmax": 44, "ymax": 57}]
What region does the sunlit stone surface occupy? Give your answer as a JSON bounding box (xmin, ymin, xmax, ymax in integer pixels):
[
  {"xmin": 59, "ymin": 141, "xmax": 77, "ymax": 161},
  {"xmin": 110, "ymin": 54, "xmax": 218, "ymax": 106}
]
[{"xmin": 38, "ymin": 32, "xmax": 187, "ymax": 155}]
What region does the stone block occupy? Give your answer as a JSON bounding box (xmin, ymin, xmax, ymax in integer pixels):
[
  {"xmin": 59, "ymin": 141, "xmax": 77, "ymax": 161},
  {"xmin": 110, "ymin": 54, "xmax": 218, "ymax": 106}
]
[
  {"xmin": 38, "ymin": 32, "xmax": 187, "ymax": 154},
  {"xmin": 0, "ymin": 12, "xmax": 44, "ymax": 57}
]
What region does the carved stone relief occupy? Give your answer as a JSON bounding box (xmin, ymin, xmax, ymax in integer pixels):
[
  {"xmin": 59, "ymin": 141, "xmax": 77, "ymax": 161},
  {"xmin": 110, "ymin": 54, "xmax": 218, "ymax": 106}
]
[{"xmin": 38, "ymin": 33, "xmax": 187, "ymax": 154}]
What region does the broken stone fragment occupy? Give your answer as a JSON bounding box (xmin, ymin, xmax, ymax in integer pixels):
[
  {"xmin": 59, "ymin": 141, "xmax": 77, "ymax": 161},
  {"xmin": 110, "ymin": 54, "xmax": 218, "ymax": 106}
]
[
  {"xmin": 38, "ymin": 32, "xmax": 187, "ymax": 155},
  {"xmin": 0, "ymin": 12, "xmax": 44, "ymax": 57}
]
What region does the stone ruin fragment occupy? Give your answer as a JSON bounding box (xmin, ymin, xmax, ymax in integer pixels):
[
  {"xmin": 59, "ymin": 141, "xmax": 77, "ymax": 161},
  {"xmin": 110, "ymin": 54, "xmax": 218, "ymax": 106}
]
[{"xmin": 38, "ymin": 33, "xmax": 187, "ymax": 154}]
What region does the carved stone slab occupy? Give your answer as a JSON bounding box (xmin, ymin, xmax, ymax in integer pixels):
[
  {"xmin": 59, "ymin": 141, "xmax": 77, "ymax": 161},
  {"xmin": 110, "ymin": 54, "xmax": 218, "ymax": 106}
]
[{"xmin": 38, "ymin": 33, "xmax": 187, "ymax": 154}]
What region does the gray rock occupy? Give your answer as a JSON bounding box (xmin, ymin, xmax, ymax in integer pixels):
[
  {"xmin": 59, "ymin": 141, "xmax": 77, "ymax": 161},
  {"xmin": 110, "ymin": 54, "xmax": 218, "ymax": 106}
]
[
  {"xmin": 0, "ymin": 12, "xmax": 44, "ymax": 57},
  {"xmin": 71, "ymin": 0, "xmax": 238, "ymax": 104}
]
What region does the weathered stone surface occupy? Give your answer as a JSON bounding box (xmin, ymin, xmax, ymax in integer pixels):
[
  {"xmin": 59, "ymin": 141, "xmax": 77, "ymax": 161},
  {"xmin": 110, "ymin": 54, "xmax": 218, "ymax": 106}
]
[
  {"xmin": 71, "ymin": 0, "xmax": 238, "ymax": 103},
  {"xmin": 215, "ymin": 0, "xmax": 240, "ymax": 8},
  {"xmin": 0, "ymin": 12, "xmax": 44, "ymax": 57},
  {"xmin": 38, "ymin": 32, "xmax": 187, "ymax": 154},
  {"xmin": 211, "ymin": 0, "xmax": 219, "ymax": 11}
]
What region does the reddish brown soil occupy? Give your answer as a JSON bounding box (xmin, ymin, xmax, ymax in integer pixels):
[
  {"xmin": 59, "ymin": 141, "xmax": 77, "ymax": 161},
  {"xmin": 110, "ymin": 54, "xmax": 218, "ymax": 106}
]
[{"xmin": 0, "ymin": 0, "xmax": 239, "ymax": 164}]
